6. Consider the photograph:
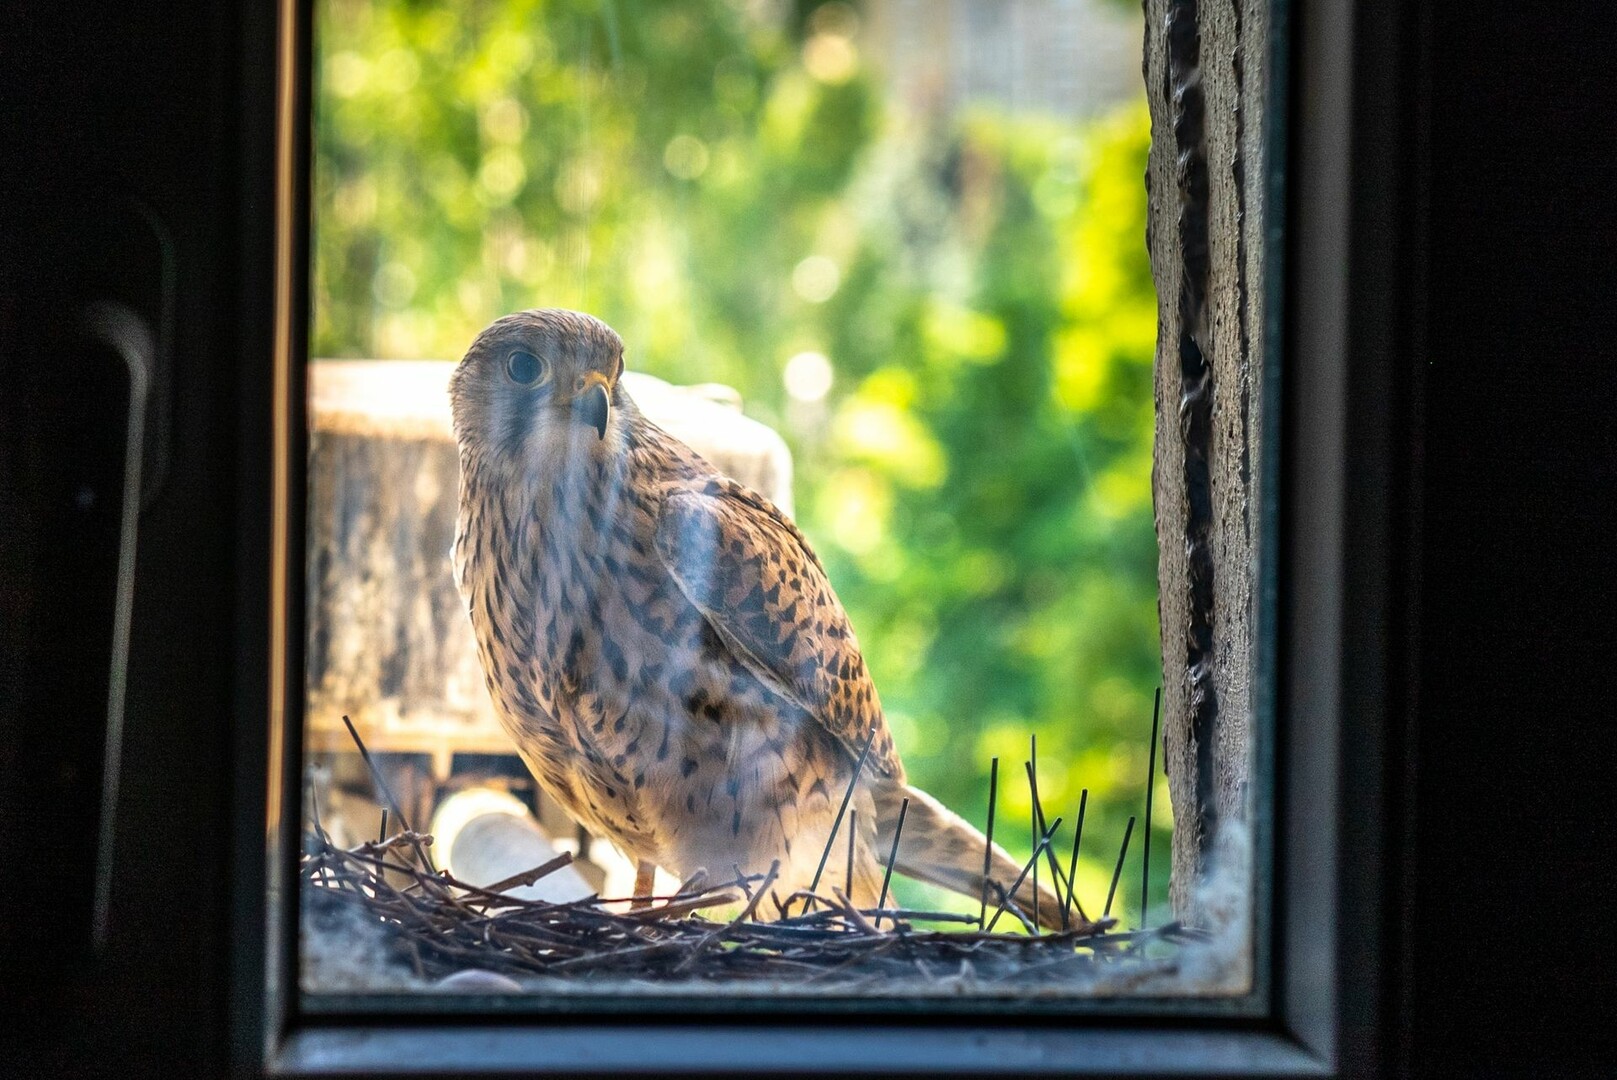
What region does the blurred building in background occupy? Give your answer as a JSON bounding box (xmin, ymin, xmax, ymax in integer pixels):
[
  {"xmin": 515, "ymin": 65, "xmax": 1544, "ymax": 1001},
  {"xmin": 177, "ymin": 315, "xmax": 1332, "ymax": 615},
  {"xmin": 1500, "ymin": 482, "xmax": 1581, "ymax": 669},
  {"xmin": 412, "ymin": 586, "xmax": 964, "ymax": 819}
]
[{"xmin": 864, "ymin": 0, "xmax": 1142, "ymax": 122}]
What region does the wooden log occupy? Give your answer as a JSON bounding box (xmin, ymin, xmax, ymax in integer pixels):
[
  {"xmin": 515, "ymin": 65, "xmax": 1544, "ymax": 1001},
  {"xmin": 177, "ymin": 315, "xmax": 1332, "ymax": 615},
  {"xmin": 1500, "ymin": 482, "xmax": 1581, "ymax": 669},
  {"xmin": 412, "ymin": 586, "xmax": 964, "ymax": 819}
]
[{"xmin": 304, "ymin": 360, "xmax": 794, "ymax": 774}]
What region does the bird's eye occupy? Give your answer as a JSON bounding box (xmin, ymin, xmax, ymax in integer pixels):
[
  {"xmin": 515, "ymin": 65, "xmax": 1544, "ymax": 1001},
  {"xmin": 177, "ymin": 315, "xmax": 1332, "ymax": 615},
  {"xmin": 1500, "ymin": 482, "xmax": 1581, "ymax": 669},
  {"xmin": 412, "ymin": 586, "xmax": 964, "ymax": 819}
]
[{"xmin": 504, "ymin": 350, "xmax": 548, "ymax": 386}]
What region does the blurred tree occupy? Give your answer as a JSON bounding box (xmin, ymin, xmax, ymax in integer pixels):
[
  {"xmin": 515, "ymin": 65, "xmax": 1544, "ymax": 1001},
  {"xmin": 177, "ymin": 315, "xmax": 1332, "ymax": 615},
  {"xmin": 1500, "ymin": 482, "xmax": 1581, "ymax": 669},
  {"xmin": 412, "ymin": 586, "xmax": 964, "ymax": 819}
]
[{"xmin": 313, "ymin": 0, "xmax": 1169, "ymax": 924}]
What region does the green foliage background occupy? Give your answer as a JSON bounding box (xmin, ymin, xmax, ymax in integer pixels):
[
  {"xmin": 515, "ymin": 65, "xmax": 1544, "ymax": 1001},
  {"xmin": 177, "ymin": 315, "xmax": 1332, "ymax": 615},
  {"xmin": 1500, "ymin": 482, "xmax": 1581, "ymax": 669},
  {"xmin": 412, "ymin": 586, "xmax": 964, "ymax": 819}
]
[{"xmin": 314, "ymin": 0, "xmax": 1170, "ymax": 925}]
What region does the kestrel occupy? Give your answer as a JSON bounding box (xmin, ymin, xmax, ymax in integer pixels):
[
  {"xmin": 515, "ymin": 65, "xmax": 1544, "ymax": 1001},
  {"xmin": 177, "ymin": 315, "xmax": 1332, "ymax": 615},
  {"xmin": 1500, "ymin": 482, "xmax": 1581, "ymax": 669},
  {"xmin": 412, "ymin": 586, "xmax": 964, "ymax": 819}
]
[{"xmin": 451, "ymin": 309, "xmax": 1074, "ymax": 928}]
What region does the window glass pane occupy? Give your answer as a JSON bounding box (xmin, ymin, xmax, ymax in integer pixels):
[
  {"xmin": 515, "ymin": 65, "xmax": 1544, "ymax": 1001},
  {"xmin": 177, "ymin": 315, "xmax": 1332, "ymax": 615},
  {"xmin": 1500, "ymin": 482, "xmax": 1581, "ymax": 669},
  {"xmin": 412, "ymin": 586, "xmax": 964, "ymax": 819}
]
[{"xmin": 299, "ymin": 0, "xmax": 1258, "ymax": 1004}]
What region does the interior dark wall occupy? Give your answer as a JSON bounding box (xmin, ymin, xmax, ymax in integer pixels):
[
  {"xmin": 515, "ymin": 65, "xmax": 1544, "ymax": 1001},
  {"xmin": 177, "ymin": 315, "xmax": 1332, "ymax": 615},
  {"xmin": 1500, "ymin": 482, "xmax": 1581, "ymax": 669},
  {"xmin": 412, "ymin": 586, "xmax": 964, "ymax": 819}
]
[
  {"xmin": 1415, "ymin": 3, "xmax": 1614, "ymax": 1077},
  {"xmin": 0, "ymin": 2, "xmax": 276, "ymax": 1075}
]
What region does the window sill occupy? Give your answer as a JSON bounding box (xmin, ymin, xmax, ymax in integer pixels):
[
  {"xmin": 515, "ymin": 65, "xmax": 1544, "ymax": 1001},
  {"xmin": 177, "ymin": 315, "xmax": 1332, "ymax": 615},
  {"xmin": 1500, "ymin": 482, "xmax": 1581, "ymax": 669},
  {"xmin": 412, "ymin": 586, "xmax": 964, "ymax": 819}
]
[{"xmin": 273, "ymin": 1024, "xmax": 1329, "ymax": 1077}]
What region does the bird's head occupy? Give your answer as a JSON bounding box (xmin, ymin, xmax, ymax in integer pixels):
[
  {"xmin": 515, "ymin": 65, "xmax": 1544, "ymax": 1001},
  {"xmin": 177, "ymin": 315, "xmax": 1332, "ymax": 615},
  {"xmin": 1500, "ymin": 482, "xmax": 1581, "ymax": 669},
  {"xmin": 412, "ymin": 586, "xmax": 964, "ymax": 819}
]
[{"xmin": 449, "ymin": 308, "xmax": 629, "ymax": 475}]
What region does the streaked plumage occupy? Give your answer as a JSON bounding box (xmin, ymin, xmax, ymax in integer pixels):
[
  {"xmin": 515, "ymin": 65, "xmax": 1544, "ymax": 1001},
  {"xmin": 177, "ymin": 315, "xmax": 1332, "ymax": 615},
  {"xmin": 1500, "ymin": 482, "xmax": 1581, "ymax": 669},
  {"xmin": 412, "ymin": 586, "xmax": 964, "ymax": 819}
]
[{"xmin": 451, "ymin": 309, "xmax": 1079, "ymax": 927}]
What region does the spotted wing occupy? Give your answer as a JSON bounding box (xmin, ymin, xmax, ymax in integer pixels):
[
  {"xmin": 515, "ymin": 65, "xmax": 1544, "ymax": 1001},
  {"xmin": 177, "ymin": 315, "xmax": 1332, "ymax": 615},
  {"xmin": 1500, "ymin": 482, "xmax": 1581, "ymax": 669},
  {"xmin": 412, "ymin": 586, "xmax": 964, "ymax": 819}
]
[{"xmin": 654, "ymin": 477, "xmax": 899, "ymax": 778}]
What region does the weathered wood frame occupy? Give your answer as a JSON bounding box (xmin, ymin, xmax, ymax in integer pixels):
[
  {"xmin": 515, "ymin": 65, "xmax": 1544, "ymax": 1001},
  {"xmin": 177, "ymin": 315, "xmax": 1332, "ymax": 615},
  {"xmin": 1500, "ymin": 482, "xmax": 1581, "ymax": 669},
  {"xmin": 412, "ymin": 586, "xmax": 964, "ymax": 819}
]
[{"xmin": 1145, "ymin": 0, "xmax": 1272, "ymax": 921}]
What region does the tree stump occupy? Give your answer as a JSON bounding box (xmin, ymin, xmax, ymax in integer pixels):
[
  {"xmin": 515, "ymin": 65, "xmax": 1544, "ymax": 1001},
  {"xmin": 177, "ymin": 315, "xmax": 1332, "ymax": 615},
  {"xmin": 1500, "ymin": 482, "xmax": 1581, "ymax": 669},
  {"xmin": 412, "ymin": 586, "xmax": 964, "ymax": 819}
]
[{"xmin": 1144, "ymin": 0, "xmax": 1270, "ymax": 919}]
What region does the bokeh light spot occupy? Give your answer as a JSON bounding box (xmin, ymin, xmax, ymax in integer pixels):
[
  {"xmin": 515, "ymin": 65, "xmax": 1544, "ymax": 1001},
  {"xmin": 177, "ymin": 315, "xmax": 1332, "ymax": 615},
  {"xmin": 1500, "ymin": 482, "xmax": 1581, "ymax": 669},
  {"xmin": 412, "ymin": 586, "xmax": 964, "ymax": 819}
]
[
  {"xmin": 803, "ymin": 33, "xmax": 858, "ymax": 84},
  {"xmin": 663, "ymin": 134, "xmax": 711, "ymax": 180},
  {"xmin": 371, "ymin": 261, "xmax": 417, "ymax": 308},
  {"xmin": 477, "ymin": 148, "xmax": 526, "ymax": 203},
  {"xmin": 325, "ymin": 51, "xmax": 368, "ymax": 98},
  {"xmin": 791, "ymin": 255, "xmax": 841, "ymax": 303},
  {"xmin": 783, "ymin": 350, "xmax": 834, "ymax": 403}
]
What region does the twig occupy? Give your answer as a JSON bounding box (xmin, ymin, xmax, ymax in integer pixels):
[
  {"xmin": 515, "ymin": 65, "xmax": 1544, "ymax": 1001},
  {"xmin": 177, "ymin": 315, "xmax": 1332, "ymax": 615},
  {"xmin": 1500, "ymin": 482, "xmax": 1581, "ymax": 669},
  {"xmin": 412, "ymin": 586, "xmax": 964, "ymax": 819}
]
[
  {"xmin": 873, "ymin": 908, "xmax": 979, "ymax": 925},
  {"xmin": 674, "ymin": 861, "xmax": 779, "ymax": 972},
  {"xmin": 306, "ymin": 780, "xmax": 332, "ymax": 886},
  {"xmin": 1064, "ymin": 789, "xmax": 1091, "ymax": 926},
  {"xmin": 1142, "ymin": 687, "xmax": 1161, "ymax": 930},
  {"xmin": 341, "ymin": 714, "xmax": 432, "ymax": 871},
  {"xmin": 479, "ymin": 851, "xmax": 575, "ymax": 896},
  {"xmin": 1026, "ymin": 752, "xmax": 1070, "ymax": 930},
  {"xmin": 985, "ymin": 816, "xmax": 1061, "ymax": 933},
  {"xmin": 1105, "ymin": 816, "xmax": 1136, "ymax": 920},
  {"xmin": 307, "ymin": 776, "xmax": 328, "ymax": 845},
  {"xmin": 876, "ymin": 797, "xmax": 909, "ymax": 928},
  {"xmin": 625, "ymin": 888, "xmax": 745, "ymax": 921},
  {"xmin": 845, "ymin": 808, "xmax": 857, "ymax": 901},
  {"xmin": 341, "ymin": 715, "xmax": 411, "ymax": 831},
  {"xmin": 673, "ymin": 868, "xmax": 710, "ymax": 899},
  {"xmin": 806, "ymin": 731, "xmax": 877, "ymax": 909},
  {"xmin": 830, "ymin": 888, "xmax": 882, "ymax": 936},
  {"xmin": 980, "ymin": 757, "xmax": 999, "ymax": 929},
  {"xmin": 1028, "ymin": 753, "xmax": 1039, "ymax": 934}
]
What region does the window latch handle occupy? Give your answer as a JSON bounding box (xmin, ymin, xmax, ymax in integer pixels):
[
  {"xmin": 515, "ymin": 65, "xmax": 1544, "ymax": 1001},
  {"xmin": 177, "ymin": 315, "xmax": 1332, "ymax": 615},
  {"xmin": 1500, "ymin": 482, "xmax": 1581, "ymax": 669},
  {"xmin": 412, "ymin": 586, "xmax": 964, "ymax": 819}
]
[{"xmin": 79, "ymin": 301, "xmax": 154, "ymax": 951}]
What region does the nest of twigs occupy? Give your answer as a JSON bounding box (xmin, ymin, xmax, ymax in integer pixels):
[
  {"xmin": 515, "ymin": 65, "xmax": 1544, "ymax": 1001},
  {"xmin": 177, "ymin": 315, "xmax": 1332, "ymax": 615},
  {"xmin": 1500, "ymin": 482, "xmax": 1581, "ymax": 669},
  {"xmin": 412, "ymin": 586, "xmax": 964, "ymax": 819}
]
[
  {"xmin": 301, "ymin": 827, "xmax": 1208, "ymax": 994},
  {"xmin": 304, "ymin": 707, "xmax": 1213, "ymax": 995}
]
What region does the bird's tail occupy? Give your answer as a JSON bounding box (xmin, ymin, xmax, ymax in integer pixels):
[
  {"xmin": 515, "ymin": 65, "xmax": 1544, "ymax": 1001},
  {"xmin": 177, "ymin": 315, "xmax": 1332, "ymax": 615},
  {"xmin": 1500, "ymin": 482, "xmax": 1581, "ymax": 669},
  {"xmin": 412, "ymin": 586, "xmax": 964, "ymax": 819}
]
[{"xmin": 872, "ymin": 782, "xmax": 1098, "ymax": 933}]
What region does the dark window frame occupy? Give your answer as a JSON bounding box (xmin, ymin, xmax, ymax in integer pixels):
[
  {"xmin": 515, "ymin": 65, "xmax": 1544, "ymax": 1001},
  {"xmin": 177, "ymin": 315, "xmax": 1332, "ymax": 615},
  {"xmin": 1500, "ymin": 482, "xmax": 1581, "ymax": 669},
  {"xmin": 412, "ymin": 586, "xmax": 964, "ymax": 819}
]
[{"xmin": 231, "ymin": 0, "xmax": 1424, "ymax": 1071}]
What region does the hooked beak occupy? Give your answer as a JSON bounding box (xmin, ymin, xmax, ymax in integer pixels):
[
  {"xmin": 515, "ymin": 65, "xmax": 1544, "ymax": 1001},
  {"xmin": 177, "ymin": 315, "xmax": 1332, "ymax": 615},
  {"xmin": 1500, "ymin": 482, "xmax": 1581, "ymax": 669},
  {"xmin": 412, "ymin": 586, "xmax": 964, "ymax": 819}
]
[{"xmin": 573, "ymin": 372, "xmax": 612, "ymax": 440}]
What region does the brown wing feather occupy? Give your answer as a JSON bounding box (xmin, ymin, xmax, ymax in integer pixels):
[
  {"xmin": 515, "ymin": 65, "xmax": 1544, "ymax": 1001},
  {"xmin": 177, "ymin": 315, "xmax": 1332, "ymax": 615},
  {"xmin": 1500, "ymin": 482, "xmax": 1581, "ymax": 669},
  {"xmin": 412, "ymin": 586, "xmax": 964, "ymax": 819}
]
[{"xmin": 654, "ymin": 476, "xmax": 901, "ymax": 779}]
